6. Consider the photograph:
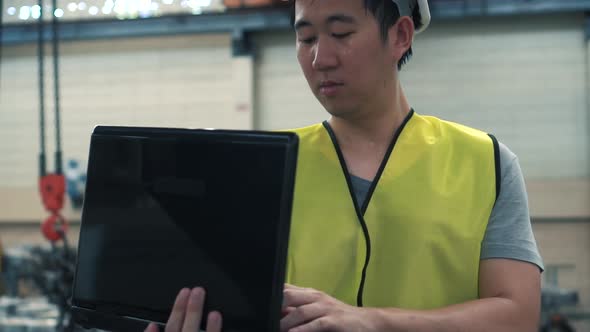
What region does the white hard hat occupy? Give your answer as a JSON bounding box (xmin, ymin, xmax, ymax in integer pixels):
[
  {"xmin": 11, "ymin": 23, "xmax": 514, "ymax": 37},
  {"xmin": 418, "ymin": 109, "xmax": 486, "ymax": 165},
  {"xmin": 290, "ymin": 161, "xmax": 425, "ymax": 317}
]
[{"xmin": 393, "ymin": 0, "xmax": 431, "ymax": 34}]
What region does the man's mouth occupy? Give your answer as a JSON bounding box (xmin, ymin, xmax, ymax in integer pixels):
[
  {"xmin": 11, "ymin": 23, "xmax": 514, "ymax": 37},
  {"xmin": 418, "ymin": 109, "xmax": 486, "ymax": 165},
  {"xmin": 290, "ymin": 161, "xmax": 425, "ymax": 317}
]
[{"xmin": 319, "ymin": 81, "xmax": 344, "ymax": 96}]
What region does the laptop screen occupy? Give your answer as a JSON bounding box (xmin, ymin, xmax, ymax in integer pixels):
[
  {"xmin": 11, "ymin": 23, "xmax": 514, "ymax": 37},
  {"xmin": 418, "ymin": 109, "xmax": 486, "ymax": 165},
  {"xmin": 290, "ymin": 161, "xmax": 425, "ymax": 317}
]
[{"xmin": 72, "ymin": 128, "xmax": 297, "ymax": 332}]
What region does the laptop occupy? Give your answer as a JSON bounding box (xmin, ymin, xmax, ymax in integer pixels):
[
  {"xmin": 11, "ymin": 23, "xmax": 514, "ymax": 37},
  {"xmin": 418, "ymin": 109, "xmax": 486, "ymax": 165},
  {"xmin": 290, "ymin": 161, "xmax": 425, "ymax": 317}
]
[{"xmin": 71, "ymin": 126, "xmax": 298, "ymax": 332}]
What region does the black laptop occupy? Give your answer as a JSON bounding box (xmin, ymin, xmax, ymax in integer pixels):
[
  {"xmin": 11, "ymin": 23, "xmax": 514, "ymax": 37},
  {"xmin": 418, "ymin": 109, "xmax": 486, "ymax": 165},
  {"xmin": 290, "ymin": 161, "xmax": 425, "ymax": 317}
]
[{"xmin": 71, "ymin": 126, "xmax": 298, "ymax": 332}]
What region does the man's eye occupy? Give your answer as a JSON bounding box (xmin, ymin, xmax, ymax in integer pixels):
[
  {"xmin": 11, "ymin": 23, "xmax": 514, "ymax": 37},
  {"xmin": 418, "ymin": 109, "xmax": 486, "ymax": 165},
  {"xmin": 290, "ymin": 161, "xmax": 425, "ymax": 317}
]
[
  {"xmin": 333, "ymin": 32, "xmax": 353, "ymax": 39},
  {"xmin": 299, "ymin": 37, "xmax": 317, "ymax": 44}
]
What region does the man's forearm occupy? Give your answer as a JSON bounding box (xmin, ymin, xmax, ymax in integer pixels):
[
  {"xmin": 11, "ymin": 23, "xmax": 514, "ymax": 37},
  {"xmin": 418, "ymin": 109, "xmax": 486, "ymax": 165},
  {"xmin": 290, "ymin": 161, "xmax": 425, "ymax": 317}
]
[{"xmin": 370, "ymin": 297, "xmax": 539, "ymax": 332}]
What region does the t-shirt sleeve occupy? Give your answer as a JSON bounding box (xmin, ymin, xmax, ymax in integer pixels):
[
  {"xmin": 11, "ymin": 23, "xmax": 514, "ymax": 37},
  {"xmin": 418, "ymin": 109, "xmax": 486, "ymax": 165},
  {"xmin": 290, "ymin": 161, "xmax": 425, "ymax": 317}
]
[{"xmin": 480, "ymin": 142, "xmax": 544, "ymax": 271}]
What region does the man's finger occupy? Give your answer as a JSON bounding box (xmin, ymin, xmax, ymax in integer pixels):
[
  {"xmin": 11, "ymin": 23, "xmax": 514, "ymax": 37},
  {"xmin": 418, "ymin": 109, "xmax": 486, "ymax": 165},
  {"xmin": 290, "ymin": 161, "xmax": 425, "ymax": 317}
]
[
  {"xmin": 181, "ymin": 287, "xmax": 206, "ymax": 332},
  {"xmin": 283, "ymin": 288, "xmax": 322, "ymax": 308},
  {"xmin": 145, "ymin": 322, "xmax": 159, "ymax": 332},
  {"xmin": 165, "ymin": 288, "xmax": 191, "ymax": 332},
  {"xmin": 282, "ymin": 306, "xmax": 296, "ymax": 317},
  {"xmin": 286, "ymin": 316, "xmax": 335, "ymax": 332},
  {"xmin": 284, "ymin": 283, "xmax": 307, "ymax": 290},
  {"xmin": 206, "ymin": 311, "xmax": 223, "ymax": 332},
  {"xmin": 280, "ymin": 302, "xmax": 326, "ymax": 332}
]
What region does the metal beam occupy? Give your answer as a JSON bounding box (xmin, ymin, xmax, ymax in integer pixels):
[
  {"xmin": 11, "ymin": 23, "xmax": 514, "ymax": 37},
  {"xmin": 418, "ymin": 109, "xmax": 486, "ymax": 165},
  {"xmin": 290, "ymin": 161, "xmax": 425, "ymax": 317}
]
[
  {"xmin": 430, "ymin": 0, "xmax": 590, "ymax": 18},
  {"xmin": 2, "ymin": 1, "xmax": 590, "ymax": 45},
  {"xmin": 1, "ymin": 8, "xmax": 292, "ymax": 45},
  {"xmin": 532, "ymin": 217, "xmax": 590, "ymax": 223},
  {"xmin": 232, "ymin": 28, "xmax": 253, "ymax": 57}
]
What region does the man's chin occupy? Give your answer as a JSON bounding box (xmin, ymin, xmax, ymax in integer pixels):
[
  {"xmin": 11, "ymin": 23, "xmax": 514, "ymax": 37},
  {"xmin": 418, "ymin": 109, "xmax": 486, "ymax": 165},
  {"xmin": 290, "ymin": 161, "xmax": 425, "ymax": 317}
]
[
  {"xmin": 323, "ymin": 107, "xmax": 357, "ymax": 119},
  {"xmin": 316, "ymin": 98, "xmax": 352, "ymax": 117}
]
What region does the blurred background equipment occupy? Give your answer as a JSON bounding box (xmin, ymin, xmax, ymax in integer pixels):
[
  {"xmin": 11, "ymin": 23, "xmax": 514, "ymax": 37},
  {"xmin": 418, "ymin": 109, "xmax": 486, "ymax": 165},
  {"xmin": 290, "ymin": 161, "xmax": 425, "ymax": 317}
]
[
  {"xmin": 540, "ymin": 314, "xmax": 576, "ymax": 332},
  {"xmin": 37, "ymin": 0, "xmax": 68, "ymax": 244},
  {"xmin": 540, "ymin": 286, "xmax": 580, "ymax": 332},
  {"xmin": 64, "ymin": 159, "xmax": 86, "ymax": 210},
  {"xmin": 0, "ymin": 0, "xmax": 79, "ymax": 330},
  {"xmin": 0, "ymin": 296, "xmax": 60, "ymax": 332},
  {"xmin": 1, "ymin": 242, "xmax": 77, "ymax": 331},
  {"xmin": 0, "ymin": 238, "xmax": 5, "ymax": 296}
]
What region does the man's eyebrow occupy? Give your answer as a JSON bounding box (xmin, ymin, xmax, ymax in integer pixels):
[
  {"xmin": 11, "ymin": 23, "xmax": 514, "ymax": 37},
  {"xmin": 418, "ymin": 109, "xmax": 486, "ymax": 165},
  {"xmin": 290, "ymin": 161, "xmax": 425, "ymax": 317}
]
[
  {"xmin": 294, "ymin": 19, "xmax": 311, "ymax": 31},
  {"xmin": 326, "ymin": 14, "xmax": 356, "ymax": 25},
  {"xmin": 294, "ymin": 14, "xmax": 356, "ymax": 30}
]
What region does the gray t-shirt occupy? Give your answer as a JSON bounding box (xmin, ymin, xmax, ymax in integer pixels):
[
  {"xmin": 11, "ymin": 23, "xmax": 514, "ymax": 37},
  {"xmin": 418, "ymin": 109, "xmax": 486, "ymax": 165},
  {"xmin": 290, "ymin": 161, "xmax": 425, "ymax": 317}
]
[{"xmin": 349, "ymin": 142, "xmax": 544, "ymax": 271}]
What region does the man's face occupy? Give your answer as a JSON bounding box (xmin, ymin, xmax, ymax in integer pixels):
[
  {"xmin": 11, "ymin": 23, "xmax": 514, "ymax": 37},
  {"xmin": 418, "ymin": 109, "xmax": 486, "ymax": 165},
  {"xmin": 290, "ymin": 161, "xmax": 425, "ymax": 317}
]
[{"xmin": 294, "ymin": 0, "xmax": 397, "ymax": 117}]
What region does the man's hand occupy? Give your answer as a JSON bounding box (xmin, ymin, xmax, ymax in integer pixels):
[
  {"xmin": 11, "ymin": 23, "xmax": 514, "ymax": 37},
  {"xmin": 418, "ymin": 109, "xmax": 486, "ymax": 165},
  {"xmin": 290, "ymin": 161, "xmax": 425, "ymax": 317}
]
[
  {"xmin": 280, "ymin": 284, "xmax": 378, "ymax": 332},
  {"xmin": 145, "ymin": 287, "xmax": 222, "ymax": 332},
  {"xmin": 281, "ymin": 260, "xmax": 540, "ymax": 332}
]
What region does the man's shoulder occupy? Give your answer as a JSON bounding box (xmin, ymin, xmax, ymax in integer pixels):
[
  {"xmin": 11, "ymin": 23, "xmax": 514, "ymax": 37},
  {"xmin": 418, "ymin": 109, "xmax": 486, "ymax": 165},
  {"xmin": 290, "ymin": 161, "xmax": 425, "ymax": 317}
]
[
  {"xmin": 415, "ymin": 113, "xmax": 493, "ymax": 146},
  {"xmin": 281, "ymin": 123, "xmax": 325, "ymax": 138}
]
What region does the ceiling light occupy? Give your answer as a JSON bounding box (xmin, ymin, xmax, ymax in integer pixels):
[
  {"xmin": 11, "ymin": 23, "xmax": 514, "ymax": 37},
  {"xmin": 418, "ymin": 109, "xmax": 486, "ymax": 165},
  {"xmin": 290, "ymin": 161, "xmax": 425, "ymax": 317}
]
[
  {"xmin": 114, "ymin": 0, "xmax": 126, "ymax": 15},
  {"xmin": 31, "ymin": 5, "xmax": 41, "ymax": 19},
  {"xmin": 195, "ymin": 0, "xmax": 211, "ymax": 7},
  {"xmin": 102, "ymin": 0, "xmax": 114, "ymax": 14},
  {"xmin": 19, "ymin": 6, "xmax": 31, "ymax": 20}
]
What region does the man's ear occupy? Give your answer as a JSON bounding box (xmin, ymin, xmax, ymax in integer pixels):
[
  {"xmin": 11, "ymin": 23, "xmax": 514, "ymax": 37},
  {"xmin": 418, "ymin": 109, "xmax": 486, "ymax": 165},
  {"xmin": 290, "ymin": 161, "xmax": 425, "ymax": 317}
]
[{"xmin": 388, "ymin": 16, "xmax": 414, "ymax": 62}]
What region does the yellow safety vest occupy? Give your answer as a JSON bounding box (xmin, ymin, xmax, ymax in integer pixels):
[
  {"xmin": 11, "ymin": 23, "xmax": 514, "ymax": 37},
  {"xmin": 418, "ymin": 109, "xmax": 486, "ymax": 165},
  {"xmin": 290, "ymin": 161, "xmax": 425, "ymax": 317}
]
[{"xmin": 285, "ymin": 110, "xmax": 499, "ymax": 309}]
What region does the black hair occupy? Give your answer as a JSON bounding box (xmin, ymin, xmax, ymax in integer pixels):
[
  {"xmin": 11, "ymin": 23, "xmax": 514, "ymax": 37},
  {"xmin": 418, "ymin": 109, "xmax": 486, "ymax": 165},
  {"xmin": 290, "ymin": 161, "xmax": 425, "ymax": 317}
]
[
  {"xmin": 364, "ymin": 0, "xmax": 421, "ymax": 70},
  {"xmin": 292, "ymin": 0, "xmax": 421, "ymax": 70}
]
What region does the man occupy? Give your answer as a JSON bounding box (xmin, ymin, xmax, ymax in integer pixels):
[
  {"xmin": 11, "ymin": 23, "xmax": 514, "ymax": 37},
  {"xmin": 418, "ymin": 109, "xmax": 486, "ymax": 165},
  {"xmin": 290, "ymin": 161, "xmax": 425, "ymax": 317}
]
[{"xmin": 146, "ymin": 0, "xmax": 544, "ymax": 331}]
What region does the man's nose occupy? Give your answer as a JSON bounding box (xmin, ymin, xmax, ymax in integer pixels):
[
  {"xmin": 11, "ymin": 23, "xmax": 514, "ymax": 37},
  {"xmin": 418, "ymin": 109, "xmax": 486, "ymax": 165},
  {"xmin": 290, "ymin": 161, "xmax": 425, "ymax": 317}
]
[{"xmin": 312, "ymin": 38, "xmax": 338, "ymax": 71}]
